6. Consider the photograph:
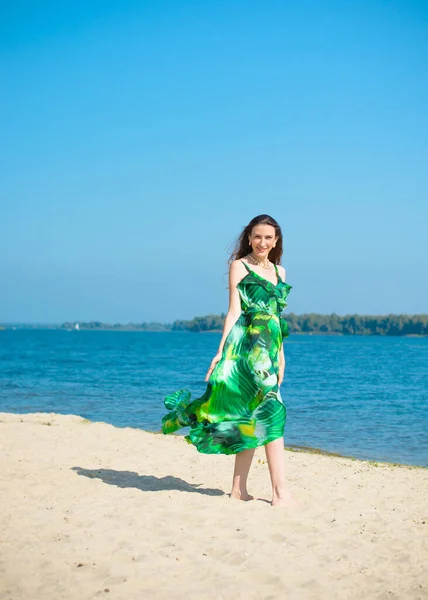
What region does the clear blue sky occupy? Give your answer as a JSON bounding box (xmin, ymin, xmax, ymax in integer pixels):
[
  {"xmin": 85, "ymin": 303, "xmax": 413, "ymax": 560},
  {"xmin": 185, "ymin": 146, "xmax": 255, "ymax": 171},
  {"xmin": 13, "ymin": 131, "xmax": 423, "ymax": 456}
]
[{"xmin": 1, "ymin": 0, "xmax": 427, "ymax": 323}]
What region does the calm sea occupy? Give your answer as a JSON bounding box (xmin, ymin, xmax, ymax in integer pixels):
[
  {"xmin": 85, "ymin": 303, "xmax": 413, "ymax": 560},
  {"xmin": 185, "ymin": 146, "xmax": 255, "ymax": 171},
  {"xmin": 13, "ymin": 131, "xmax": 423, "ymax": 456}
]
[{"xmin": 1, "ymin": 330, "xmax": 427, "ymax": 467}]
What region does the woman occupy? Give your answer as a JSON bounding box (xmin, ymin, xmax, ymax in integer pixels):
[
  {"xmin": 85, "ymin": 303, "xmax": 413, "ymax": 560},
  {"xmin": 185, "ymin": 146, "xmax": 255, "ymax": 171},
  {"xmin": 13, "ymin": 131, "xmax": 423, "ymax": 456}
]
[{"xmin": 162, "ymin": 214, "xmax": 297, "ymax": 507}]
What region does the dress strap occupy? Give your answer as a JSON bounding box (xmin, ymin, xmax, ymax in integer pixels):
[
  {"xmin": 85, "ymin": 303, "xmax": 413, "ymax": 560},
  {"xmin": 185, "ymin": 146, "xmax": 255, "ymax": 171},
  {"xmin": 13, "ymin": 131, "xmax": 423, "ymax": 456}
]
[
  {"xmin": 240, "ymin": 260, "xmax": 252, "ymax": 273},
  {"xmin": 274, "ymin": 262, "xmax": 283, "ymax": 283}
]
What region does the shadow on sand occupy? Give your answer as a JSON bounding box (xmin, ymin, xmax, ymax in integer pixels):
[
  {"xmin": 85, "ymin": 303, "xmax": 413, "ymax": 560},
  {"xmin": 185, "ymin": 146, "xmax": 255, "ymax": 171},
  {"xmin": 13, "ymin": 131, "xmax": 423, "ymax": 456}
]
[{"xmin": 72, "ymin": 467, "xmax": 225, "ymax": 497}]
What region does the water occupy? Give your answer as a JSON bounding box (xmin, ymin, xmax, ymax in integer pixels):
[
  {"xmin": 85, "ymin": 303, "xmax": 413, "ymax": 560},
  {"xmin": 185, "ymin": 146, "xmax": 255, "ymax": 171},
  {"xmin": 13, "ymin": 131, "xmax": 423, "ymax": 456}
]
[{"xmin": 0, "ymin": 330, "xmax": 427, "ymax": 467}]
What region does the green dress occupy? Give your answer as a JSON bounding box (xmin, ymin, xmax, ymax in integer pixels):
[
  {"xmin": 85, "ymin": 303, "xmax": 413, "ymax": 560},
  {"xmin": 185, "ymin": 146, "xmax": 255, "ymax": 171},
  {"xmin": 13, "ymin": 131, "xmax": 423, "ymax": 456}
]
[{"xmin": 161, "ymin": 261, "xmax": 292, "ymax": 455}]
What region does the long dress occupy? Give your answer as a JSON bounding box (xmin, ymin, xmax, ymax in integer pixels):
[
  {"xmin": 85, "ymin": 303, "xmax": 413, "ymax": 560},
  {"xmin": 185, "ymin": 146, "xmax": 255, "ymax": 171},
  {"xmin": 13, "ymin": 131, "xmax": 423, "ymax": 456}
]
[{"xmin": 161, "ymin": 261, "xmax": 292, "ymax": 455}]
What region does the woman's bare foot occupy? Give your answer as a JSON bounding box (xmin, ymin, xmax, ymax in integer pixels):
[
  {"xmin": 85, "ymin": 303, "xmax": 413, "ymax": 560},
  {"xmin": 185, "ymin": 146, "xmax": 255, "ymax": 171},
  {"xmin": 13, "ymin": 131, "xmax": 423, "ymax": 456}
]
[
  {"xmin": 230, "ymin": 490, "xmax": 254, "ymax": 501},
  {"xmin": 271, "ymin": 488, "xmax": 299, "ymax": 508}
]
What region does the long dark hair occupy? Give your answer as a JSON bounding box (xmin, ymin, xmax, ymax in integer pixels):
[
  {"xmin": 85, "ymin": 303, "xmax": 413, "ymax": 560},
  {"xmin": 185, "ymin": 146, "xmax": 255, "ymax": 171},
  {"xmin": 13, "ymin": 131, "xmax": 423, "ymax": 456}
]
[{"xmin": 228, "ymin": 214, "xmax": 283, "ymax": 266}]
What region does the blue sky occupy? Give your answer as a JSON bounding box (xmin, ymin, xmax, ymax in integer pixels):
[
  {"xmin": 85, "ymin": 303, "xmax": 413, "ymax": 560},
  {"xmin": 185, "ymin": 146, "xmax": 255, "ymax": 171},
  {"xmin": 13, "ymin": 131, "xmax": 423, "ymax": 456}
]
[{"xmin": 1, "ymin": 0, "xmax": 427, "ymax": 323}]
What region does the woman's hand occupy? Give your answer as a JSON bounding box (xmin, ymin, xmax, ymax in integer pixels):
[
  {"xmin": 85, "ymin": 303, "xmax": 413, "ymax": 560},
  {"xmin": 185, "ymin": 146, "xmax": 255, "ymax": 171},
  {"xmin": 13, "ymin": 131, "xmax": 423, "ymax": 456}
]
[{"xmin": 205, "ymin": 352, "xmax": 222, "ymax": 382}]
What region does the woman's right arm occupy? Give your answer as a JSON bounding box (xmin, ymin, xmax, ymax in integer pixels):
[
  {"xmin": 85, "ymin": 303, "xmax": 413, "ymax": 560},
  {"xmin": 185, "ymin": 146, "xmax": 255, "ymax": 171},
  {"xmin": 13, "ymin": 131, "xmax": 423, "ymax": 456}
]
[{"xmin": 204, "ymin": 260, "xmax": 245, "ymax": 381}]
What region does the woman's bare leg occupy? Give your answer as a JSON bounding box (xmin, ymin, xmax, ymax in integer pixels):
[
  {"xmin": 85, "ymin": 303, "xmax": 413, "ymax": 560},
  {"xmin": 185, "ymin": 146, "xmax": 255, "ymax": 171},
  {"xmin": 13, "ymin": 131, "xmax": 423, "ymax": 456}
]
[
  {"xmin": 265, "ymin": 437, "xmax": 299, "ymax": 507},
  {"xmin": 230, "ymin": 448, "xmax": 255, "ymax": 500}
]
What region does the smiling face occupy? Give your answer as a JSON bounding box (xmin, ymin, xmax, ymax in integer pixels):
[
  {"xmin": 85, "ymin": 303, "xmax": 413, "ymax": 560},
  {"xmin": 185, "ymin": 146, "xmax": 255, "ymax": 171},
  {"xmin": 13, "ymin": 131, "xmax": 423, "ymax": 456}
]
[{"xmin": 248, "ymin": 224, "xmax": 278, "ymax": 259}]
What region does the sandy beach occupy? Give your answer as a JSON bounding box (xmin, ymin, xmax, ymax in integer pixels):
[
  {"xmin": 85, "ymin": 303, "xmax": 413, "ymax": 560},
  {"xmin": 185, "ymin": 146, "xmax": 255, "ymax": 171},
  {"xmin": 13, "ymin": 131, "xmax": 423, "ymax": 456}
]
[{"xmin": 1, "ymin": 412, "xmax": 427, "ymax": 600}]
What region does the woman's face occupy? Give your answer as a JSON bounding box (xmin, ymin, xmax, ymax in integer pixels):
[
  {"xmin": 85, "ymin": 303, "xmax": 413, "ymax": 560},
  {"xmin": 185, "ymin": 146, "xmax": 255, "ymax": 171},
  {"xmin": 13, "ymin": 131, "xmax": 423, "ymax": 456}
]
[{"xmin": 248, "ymin": 224, "xmax": 278, "ymax": 259}]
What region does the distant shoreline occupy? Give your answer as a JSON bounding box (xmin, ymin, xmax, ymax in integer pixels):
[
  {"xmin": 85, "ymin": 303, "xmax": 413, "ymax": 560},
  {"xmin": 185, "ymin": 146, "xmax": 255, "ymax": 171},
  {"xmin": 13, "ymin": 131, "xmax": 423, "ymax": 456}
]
[
  {"xmin": 0, "ymin": 326, "xmax": 427, "ymax": 337},
  {"xmin": 1, "ymin": 312, "xmax": 427, "ymax": 336}
]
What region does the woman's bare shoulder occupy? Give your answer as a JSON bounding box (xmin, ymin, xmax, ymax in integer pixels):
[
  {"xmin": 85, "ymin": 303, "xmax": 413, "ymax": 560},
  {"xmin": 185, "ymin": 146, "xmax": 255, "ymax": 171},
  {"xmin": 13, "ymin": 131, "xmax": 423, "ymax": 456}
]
[
  {"xmin": 230, "ymin": 258, "xmax": 248, "ymax": 272},
  {"xmin": 278, "ymin": 264, "xmax": 287, "ymax": 280},
  {"xmin": 229, "ymin": 259, "xmax": 248, "ymax": 286}
]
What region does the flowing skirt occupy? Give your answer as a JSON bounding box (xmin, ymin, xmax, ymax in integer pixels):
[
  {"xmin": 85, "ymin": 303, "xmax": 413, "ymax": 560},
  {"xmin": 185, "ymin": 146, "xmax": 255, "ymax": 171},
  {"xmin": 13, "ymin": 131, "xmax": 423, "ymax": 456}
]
[{"xmin": 161, "ymin": 312, "xmax": 286, "ymax": 455}]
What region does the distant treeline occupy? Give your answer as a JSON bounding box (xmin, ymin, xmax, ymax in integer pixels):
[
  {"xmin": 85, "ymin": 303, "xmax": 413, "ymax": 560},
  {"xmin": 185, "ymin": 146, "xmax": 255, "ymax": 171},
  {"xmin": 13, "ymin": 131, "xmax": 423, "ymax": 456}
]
[
  {"xmin": 288, "ymin": 313, "xmax": 427, "ymax": 335},
  {"xmin": 170, "ymin": 313, "xmax": 428, "ymax": 335},
  {"xmin": 55, "ymin": 313, "xmax": 428, "ymax": 335}
]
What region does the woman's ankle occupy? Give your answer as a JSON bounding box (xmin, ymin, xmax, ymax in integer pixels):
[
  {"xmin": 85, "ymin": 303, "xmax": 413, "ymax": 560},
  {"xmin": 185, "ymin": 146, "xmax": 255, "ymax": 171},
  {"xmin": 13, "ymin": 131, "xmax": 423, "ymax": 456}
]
[
  {"xmin": 272, "ymin": 484, "xmax": 288, "ymax": 500},
  {"xmin": 231, "ymin": 485, "xmax": 248, "ymax": 497},
  {"xmin": 230, "ymin": 488, "xmax": 253, "ymax": 501}
]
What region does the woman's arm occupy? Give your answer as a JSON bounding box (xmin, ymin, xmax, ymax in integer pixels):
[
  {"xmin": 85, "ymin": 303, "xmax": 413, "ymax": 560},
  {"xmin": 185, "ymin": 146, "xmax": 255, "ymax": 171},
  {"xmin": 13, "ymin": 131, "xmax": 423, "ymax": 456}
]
[
  {"xmin": 204, "ymin": 260, "xmax": 245, "ymax": 381},
  {"xmin": 216, "ymin": 261, "xmax": 244, "ymax": 353}
]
